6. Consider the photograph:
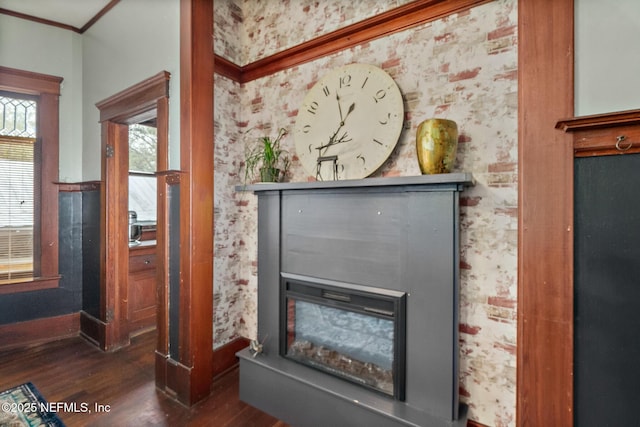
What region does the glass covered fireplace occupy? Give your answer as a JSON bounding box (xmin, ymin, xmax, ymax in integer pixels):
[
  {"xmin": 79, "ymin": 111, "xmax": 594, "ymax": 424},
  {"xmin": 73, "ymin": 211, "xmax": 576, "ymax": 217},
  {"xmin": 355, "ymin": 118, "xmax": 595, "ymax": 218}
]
[{"xmin": 280, "ymin": 274, "xmax": 406, "ymax": 400}]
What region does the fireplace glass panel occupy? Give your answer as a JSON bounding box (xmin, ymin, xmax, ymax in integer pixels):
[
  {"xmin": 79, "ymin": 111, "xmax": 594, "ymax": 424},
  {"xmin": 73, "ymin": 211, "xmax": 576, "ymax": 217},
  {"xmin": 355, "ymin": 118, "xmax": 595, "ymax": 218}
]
[{"xmin": 281, "ymin": 278, "xmax": 405, "ymax": 399}]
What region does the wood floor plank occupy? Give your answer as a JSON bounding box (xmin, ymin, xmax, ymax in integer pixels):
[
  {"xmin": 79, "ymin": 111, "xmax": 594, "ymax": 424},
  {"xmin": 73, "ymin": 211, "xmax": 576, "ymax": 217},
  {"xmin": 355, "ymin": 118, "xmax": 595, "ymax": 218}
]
[{"xmin": 0, "ymin": 331, "xmax": 287, "ymax": 427}]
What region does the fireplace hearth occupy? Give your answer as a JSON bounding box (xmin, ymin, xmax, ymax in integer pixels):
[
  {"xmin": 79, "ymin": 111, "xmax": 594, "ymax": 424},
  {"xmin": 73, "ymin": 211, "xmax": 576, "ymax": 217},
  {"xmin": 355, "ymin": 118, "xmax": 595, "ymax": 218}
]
[{"xmin": 237, "ymin": 174, "xmax": 473, "ymax": 427}]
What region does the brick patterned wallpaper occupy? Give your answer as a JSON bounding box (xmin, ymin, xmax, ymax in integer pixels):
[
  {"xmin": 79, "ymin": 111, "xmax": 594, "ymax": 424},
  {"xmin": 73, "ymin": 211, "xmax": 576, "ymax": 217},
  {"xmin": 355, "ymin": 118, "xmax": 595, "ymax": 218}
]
[
  {"xmin": 214, "ymin": 0, "xmax": 415, "ymax": 66},
  {"xmin": 214, "ymin": 1, "xmax": 517, "ymax": 425}
]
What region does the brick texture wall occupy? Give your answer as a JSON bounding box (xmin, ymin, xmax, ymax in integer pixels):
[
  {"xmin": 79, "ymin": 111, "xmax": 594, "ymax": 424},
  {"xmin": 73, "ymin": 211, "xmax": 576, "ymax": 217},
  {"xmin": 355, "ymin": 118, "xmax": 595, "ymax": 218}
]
[{"xmin": 214, "ymin": 1, "xmax": 517, "ymax": 425}]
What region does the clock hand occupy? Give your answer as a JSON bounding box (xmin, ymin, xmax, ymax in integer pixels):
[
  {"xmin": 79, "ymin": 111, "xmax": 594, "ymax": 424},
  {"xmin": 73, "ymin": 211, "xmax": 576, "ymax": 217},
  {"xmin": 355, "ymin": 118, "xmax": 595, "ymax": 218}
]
[
  {"xmin": 341, "ymin": 102, "xmax": 355, "ymax": 126},
  {"xmin": 319, "ymin": 102, "xmax": 356, "ymax": 155},
  {"xmin": 336, "ymin": 94, "xmax": 344, "ymax": 121}
]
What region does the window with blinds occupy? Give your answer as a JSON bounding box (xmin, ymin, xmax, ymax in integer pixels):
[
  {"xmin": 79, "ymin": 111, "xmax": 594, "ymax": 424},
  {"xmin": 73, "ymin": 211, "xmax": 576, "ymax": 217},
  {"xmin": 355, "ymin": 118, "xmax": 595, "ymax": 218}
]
[{"xmin": 0, "ymin": 94, "xmax": 37, "ymax": 283}]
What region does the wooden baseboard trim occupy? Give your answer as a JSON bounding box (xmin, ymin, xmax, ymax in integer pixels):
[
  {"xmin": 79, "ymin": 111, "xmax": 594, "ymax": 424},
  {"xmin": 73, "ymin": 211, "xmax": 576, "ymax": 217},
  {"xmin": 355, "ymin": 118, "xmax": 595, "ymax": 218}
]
[
  {"xmin": 166, "ymin": 357, "xmax": 193, "ymax": 406},
  {"xmin": 0, "ymin": 312, "xmax": 79, "ymax": 351},
  {"xmin": 79, "ymin": 310, "xmax": 105, "ymax": 349},
  {"xmin": 212, "ymin": 337, "xmax": 250, "ymax": 380}
]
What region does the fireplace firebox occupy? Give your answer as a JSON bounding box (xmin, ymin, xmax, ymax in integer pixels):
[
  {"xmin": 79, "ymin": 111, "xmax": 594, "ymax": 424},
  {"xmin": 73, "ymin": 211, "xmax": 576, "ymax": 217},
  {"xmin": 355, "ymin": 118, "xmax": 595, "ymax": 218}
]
[
  {"xmin": 237, "ymin": 174, "xmax": 473, "ymax": 427},
  {"xmin": 281, "ymin": 274, "xmax": 406, "ymax": 400}
]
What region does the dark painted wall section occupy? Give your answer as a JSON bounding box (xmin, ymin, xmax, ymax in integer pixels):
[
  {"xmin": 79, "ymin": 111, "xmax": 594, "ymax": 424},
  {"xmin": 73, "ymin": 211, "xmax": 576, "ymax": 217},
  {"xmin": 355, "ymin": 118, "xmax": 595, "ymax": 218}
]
[
  {"xmin": 0, "ymin": 192, "xmax": 83, "ymax": 324},
  {"xmin": 82, "ymin": 189, "xmax": 101, "ymax": 318},
  {"xmin": 0, "ymin": 189, "xmax": 101, "ymax": 325},
  {"xmin": 168, "ymin": 184, "xmax": 180, "ymax": 360},
  {"xmin": 574, "ymin": 153, "xmax": 640, "ymax": 426}
]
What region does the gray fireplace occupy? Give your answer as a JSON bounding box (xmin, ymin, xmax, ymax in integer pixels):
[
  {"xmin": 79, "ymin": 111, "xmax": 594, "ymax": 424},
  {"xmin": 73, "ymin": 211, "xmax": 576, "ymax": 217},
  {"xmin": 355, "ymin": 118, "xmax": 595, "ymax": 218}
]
[{"xmin": 237, "ymin": 173, "xmax": 473, "ymax": 427}]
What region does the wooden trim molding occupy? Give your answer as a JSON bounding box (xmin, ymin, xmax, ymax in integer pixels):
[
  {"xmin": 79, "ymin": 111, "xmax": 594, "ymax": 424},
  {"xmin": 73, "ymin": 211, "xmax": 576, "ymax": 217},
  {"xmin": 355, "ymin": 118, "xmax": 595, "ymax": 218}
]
[
  {"xmin": 556, "ymin": 108, "xmax": 640, "ymax": 132},
  {"xmin": 214, "ymin": 0, "xmax": 491, "ymax": 83},
  {"xmin": 518, "ymin": 0, "xmax": 575, "ymax": 426},
  {"xmin": 0, "ymin": 312, "xmax": 79, "ymax": 351},
  {"xmin": 557, "ymin": 109, "xmax": 640, "ymax": 157},
  {"xmin": 0, "ymin": 275, "xmax": 60, "ymax": 295},
  {"xmin": 0, "ymin": 8, "xmax": 79, "ymax": 33},
  {"xmin": 212, "ymin": 337, "xmax": 250, "ymax": 380},
  {"xmin": 56, "ymin": 181, "xmax": 101, "ymax": 192},
  {"xmin": 0, "ymin": 66, "xmax": 63, "ymax": 95},
  {"xmin": 79, "ymin": 311, "xmax": 104, "ymax": 348},
  {"xmin": 79, "ymin": 0, "xmax": 121, "ymax": 34},
  {"xmin": 96, "ymin": 71, "xmax": 170, "ymax": 123},
  {"xmin": 156, "ymin": 170, "xmax": 183, "ymax": 185},
  {"xmin": 213, "ymin": 55, "xmax": 242, "ymax": 83},
  {"xmin": 99, "ymin": 121, "xmax": 130, "ymax": 351},
  {"xmin": 0, "ymin": 66, "xmax": 61, "ymax": 294},
  {"xmin": 0, "ymin": 0, "xmax": 120, "ymax": 34}
]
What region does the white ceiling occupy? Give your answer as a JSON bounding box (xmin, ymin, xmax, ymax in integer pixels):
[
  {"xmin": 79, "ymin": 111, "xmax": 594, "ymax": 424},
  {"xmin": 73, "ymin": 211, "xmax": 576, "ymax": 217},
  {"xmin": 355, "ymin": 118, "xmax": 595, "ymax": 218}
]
[{"xmin": 0, "ymin": 0, "xmax": 112, "ymax": 30}]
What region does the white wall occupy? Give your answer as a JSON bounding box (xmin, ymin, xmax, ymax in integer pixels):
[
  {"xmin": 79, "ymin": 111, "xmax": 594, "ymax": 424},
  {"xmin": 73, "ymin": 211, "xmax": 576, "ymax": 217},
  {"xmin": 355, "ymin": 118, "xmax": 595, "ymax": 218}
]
[
  {"xmin": 0, "ymin": 14, "xmax": 83, "ymax": 182},
  {"xmin": 575, "ymin": 0, "xmax": 640, "ymax": 115},
  {"xmin": 81, "ymin": 0, "xmax": 181, "ymax": 180}
]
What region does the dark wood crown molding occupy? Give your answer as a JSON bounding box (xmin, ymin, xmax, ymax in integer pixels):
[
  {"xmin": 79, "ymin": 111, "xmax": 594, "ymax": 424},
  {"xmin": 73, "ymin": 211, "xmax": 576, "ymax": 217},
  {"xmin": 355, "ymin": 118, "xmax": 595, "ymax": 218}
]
[
  {"xmin": 0, "ymin": 0, "xmax": 120, "ymax": 34},
  {"xmin": 214, "ymin": 55, "xmax": 242, "ymax": 83},
  {"xmin": 0, "ymin": 7, "xmax": 81, "ymax": 33},
  {"xmin": 80, "ymin": 0, "xmax": 120, "ymax": 34},
  {"xmin": 214, "ymin": 0, "xmax": 491, "ymax": 83}
]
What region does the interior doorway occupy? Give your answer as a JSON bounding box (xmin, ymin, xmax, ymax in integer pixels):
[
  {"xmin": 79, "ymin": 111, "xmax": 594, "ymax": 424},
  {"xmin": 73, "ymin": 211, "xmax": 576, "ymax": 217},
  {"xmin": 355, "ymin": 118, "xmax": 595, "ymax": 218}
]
[
  {"xmin": 127, "ymin": 121, "xmax": 158, "ymax": 336},
  {"xmin": 92, "ymin": 71, "xmax": 170, "ymax": 351}
]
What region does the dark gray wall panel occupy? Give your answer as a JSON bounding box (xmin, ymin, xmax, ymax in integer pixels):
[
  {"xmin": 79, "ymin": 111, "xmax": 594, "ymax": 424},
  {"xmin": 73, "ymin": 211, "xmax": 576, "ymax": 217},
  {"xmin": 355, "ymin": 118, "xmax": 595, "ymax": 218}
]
[
  {"xmin": 82, "ymin": 189, "xmax": 101, "ymax": 317},
  {"xmin": 168, "ymin": 184, "xmax": 181, "ymax": 360},
  {"xmin": 0, "ymin": 192, "xmax": 84, "ymax": 324},
  {"xmin": 574, "ymin": 153, "xmax": 640, "ymax": 426}
]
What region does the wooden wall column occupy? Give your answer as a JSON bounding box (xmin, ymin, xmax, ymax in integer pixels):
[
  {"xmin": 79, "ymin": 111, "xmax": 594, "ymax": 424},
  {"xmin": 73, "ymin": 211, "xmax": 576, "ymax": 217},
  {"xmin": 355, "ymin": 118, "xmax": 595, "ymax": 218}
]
[
  {"xmin": 158, "ymin": 0, "xmax": 214, "ymax": 406},
  {"xmin": 517, "ymin": 0, "xmax": 574, "ymax": 425}
]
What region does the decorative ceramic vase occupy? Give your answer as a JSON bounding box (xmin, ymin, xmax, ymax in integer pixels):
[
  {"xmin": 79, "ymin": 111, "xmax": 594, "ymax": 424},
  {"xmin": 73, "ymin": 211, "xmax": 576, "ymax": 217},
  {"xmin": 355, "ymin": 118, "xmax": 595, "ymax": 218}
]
[{"xmin": 415, "ymin": 118, "xmax": 458, "ymax": 174}]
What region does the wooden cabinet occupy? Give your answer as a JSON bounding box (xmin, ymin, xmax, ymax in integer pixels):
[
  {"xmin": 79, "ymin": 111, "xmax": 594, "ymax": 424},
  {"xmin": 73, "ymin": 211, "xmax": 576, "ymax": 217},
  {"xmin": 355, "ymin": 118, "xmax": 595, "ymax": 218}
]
[{"xmin": 128, "ymin": 243, "xmax": 157, "ymax": 335}]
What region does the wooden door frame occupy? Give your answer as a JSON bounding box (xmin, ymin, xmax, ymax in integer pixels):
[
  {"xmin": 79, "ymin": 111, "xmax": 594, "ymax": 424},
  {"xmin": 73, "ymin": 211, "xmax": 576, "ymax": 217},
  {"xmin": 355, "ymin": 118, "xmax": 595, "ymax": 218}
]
[{"xmin": 94, "ymin": 71, "xmax": 170, "ymax": 351}]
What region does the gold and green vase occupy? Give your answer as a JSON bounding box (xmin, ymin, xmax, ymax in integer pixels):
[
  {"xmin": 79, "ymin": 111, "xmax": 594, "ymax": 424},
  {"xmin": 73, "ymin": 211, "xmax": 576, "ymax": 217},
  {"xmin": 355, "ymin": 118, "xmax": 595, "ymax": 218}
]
[{"xmin": 415, "ymin": 118, "xmax": 458, "ymax": 174}]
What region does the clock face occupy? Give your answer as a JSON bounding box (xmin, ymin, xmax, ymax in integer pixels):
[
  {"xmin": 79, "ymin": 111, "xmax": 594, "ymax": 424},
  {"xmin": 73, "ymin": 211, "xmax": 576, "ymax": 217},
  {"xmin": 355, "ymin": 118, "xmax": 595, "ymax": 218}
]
[{"xmin": 294, "ymin": 63, "xmax": 404, "ymax": 181}]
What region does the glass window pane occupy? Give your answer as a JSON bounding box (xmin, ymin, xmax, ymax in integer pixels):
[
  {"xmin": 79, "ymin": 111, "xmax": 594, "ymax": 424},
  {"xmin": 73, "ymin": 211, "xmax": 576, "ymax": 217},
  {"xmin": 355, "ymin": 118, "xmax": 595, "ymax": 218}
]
[
  {"xmin": 0, "ymin": 95, "xmax": 37, "ymax": 138},
  {"xmin": 129, "ymin": 123, "xmax": 157, "ymax": 173},
  {"xmin": 128, "ymin": 175, "xmax": 157, "ymax": 222}
]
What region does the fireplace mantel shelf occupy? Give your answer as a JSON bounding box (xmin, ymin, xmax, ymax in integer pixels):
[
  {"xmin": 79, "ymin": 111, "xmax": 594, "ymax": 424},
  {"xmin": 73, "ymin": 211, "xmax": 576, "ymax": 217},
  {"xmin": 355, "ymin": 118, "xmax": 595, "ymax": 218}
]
[{"xmin": 236, "ymin": 172, "xmax": 474, "ymax": 193}]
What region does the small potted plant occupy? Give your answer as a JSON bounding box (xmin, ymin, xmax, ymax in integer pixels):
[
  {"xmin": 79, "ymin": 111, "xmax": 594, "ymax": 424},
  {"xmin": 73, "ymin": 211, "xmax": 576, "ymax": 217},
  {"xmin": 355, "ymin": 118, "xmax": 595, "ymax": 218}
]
[{"xmin": 243, "ymin": 127, "xmax": 290, "ymax": 183}]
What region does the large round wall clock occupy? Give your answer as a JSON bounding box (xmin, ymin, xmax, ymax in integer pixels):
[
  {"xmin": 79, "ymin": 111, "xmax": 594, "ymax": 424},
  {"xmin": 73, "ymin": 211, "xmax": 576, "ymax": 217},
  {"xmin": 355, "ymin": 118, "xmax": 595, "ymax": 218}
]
[{"xmin": 294, "ymin": 63, "xmax": 404, "ymax": 181}]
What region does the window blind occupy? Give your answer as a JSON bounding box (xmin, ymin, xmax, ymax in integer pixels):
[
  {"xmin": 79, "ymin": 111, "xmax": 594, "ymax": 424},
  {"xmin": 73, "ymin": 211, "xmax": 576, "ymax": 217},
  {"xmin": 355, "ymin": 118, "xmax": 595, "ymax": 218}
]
[{"xmin": 0, "ymin": 137, "xmax": 35, "ymax": 281}]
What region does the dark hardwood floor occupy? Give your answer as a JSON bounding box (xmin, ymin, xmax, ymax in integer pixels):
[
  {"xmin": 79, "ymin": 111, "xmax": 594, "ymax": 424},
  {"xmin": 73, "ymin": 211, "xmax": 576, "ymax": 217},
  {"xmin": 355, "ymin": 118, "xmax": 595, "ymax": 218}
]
[{"xmin": 0, "ymin": 330, "xmax": 288, "ymax": 427}]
